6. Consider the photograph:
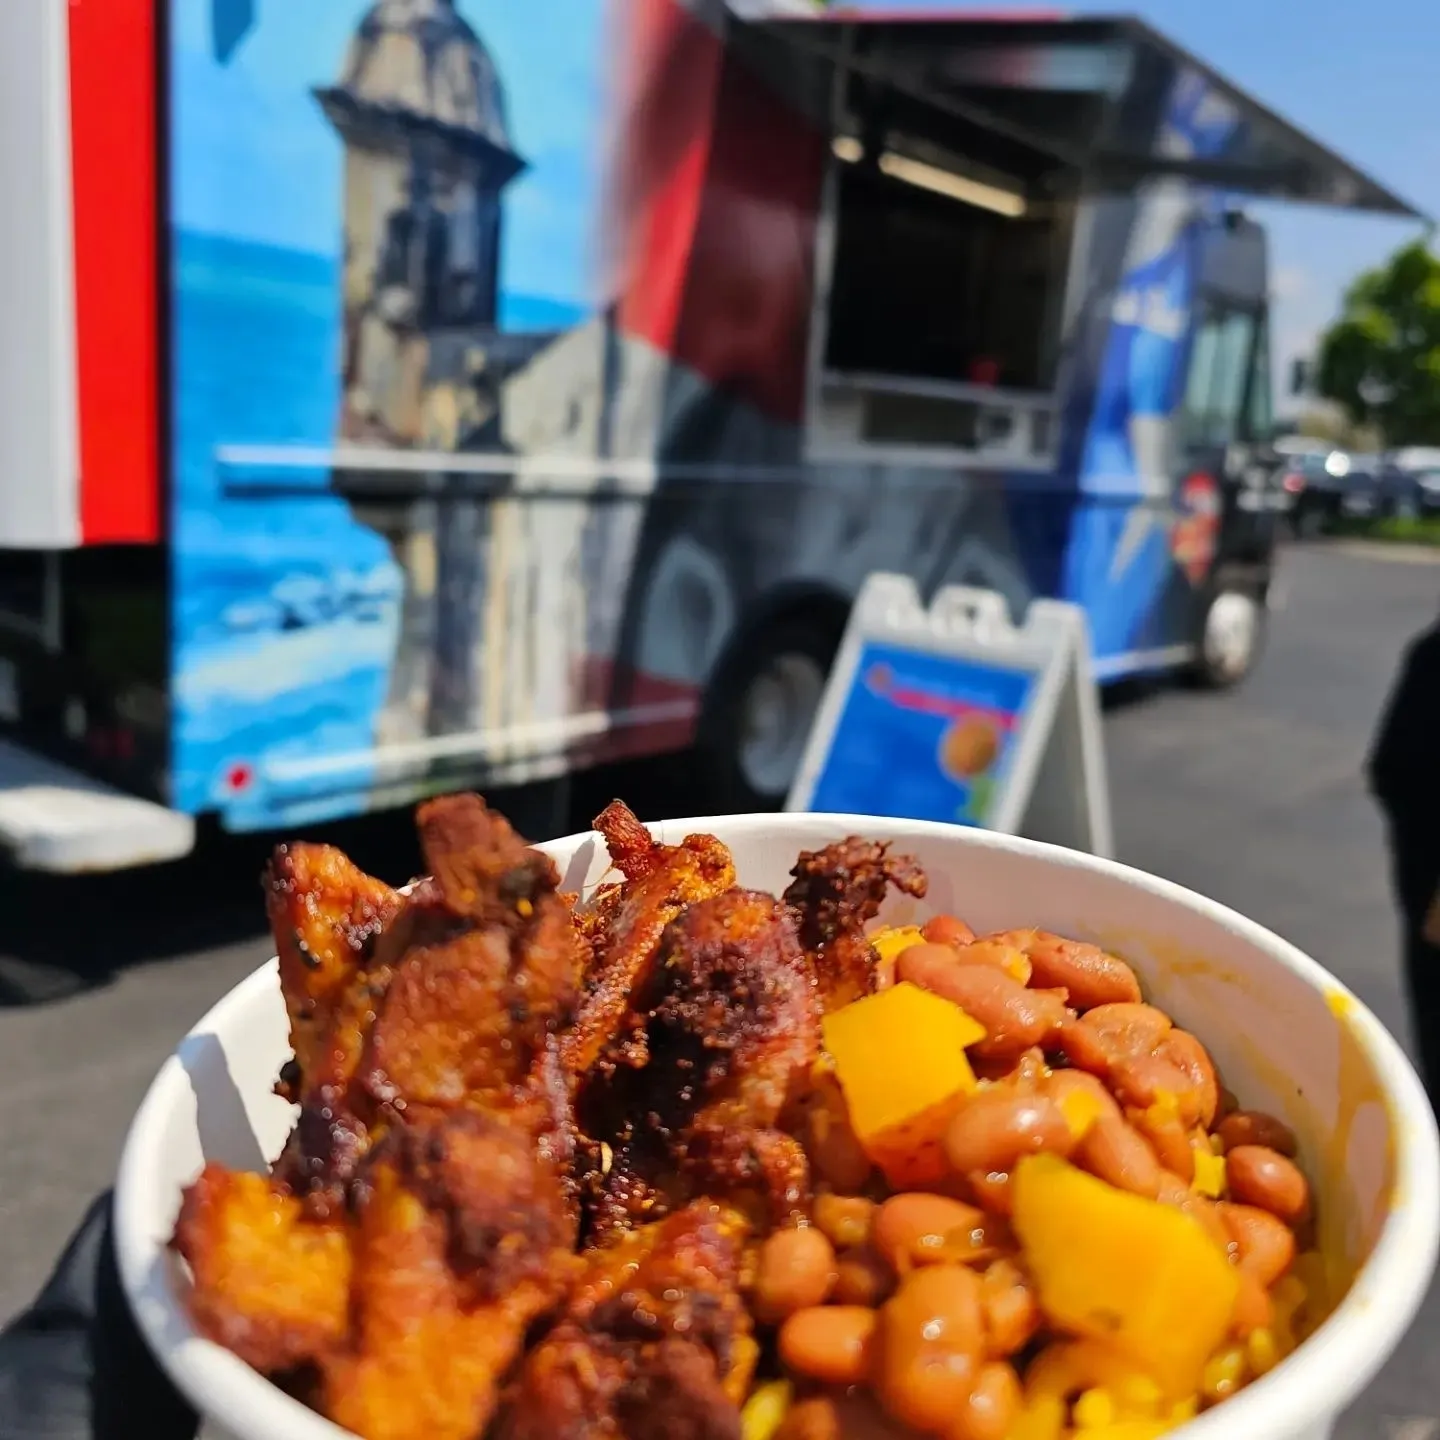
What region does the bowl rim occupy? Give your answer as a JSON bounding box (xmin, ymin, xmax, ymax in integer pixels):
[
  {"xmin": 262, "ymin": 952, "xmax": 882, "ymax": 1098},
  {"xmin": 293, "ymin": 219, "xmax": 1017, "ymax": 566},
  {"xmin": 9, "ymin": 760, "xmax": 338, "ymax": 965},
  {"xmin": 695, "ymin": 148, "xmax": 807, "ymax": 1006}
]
[{"xmin": 115, "ymin": 814, "xmax": 1440, "ymax": 1440}]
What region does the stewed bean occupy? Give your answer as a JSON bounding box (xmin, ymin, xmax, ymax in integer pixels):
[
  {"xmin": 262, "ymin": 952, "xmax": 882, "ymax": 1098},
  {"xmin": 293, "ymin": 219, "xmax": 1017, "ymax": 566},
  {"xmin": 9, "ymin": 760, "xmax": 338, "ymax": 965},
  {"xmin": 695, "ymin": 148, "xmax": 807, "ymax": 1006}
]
[
  {"xmin": 787, "ymin": 914, "xmax": 1323, "ymax": 1433},
  {"xmin": 753, "ymin": 1226, "xmax": 838, "ymax": 1323},
  {"xmin": 1008, "ymin": 931, "xmax": 1142, "ymax": 1010},
  {"xmin": 980, "ymin": 1257, "xmax": 1039, "ymax": 1357},
  {"xmin": 874, "ymin": 1265, "xmax": 984, "ymax": 1432},
  {"xmin": 1155, "ymin": 1030, "xmax": 1221, "ymax": 1128},
  {"xmin": 1216, "ymin": 1110, "xmax": 1299, "ymax": 1158},
  {"xmin": 778, "ymin": 1305, "xmax": 876, "ymax": 1385},
  {"xmin": 1076, "ymin": 1115, "xmax": 1163, "ymax": 1198},
  {"xmin": 952, "ymin": 937, "xmax": 1034, "ymax": 986},
  {"xmin": 1043, "ymin": 1067, "xmax": 1123, "ymax": 1130},
  {"xmin": 1128, "ymin": 1104, "xmax": 1195, "ymax": 1182},
  {"xmin": 1110, "ymin": 1054, "xmax": 1206, "ymax": 1127},
  {"xmin": 1218, "ymin": 1202, "xmax": 1297, "ymax": 1286},
  {"xmin": 873, "ymin": 1193, "xmax": 992, "ymax": 1271},
  {"xmin": 944, "ymin": 1091, "xmax": 1075, "ymax": 1177},
  {"xmin": 1072, "ymin": 1003, "xmax": 1173, "ymax": 1064},
  {"xmin": 896, "ymin": 956, "xmax": 1067, "ymax": 1061},
  {"xmin": 949, "ymin": 1361, "xmax": 1022, "ymax": 1440},
  {"xmin": 1226, "ymin": 1145, "xmax": 1311, "ymax": 1223},
  {"xmin": 922, "ymin": 914, "xmax": 976, "ymax": 949}
]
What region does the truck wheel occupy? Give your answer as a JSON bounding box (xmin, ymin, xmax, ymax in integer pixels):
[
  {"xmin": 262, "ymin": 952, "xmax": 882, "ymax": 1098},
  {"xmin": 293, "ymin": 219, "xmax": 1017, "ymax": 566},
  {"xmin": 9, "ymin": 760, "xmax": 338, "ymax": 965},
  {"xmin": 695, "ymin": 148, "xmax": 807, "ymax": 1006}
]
[
  {"xmin": 1190, "ymin": 586, "xmax": 1265, "ymax": 689},
  {"xmin": 697, "ymin": 613, "xmax": 844, "ymax": 813}
]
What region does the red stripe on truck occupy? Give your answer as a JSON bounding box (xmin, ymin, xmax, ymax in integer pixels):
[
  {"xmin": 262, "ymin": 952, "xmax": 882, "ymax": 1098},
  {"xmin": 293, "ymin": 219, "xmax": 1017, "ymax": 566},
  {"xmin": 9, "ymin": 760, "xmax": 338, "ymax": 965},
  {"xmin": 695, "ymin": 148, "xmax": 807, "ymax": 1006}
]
[{"xmin": 68, "ymin": 0, "xmax": 161, "ymax": 545}]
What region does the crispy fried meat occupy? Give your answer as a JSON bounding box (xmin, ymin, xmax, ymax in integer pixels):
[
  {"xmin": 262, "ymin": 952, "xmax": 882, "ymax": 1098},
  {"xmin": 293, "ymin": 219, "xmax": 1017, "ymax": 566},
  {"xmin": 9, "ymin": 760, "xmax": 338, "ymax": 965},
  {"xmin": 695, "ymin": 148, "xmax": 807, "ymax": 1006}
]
[
  {"xmin": 264, "ymin": 843, "xmax": 404, "ymax": 1100},
  {"xmin": 561, "ymin": 802, "xmax": 736, "ymax": 1078},
  {"xmin": 383, "ymin": 1108, "xmax": 578, "ymax": 1303},
  {"xmin": 582, "ymin": 890, "xmax": 820, "ymax": 1234},
  {"xmin": 274, "ymin": 794, "xmax": 586, "ymax": 1220},
  {"xmin": 783, "ymin": 837, "xmax": 928, "ymax": 1011},
  {"xmin": 172, "ymin": 1163, "xmax": 352, "ymax": 1375},
  {"xmin": 495, "ymin": 1201, "xmax": 752, "ymax": 1440},
  {"xmin": 321, "ymin": 1134, "xmax": 573, "ymax": 1440}
]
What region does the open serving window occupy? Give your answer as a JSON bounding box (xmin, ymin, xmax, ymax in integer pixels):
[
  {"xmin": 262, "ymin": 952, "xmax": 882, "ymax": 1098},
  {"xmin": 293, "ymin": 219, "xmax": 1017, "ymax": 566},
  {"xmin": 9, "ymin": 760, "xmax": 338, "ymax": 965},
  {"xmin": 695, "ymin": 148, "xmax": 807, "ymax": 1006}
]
[{"xmin": 747, "ymin": 12, "xmax": 1421, "ymax": 468}]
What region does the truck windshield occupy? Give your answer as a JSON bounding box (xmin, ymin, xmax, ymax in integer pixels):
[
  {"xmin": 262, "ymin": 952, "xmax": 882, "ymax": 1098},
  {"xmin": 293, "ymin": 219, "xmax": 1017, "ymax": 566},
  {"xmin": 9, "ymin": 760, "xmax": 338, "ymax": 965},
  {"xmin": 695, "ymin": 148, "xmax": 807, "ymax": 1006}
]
[{"xmin": 1182, "ymin": 307, "xmax": 1267, "ymax": 449}]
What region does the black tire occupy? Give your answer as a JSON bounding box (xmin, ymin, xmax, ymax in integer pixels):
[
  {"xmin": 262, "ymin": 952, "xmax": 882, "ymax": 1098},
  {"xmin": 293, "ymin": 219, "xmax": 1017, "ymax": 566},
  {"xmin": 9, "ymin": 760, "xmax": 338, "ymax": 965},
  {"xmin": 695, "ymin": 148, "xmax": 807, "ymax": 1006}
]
[
  {"xmin": 695, "ymin": 611, "xmax": 847, "ymax": 814},
  {"xmin": 1187, "ymin": 584, "xmax": 1267, "ymax": 690}
]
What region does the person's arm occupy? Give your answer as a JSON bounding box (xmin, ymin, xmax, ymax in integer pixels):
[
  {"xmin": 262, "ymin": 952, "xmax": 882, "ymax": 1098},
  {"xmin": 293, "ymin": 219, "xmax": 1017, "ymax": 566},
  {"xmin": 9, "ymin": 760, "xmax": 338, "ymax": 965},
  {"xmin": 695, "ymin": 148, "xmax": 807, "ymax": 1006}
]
[{"xmin": 0, "ymin": 1191, "xmax": 197, "ymax": 1440}]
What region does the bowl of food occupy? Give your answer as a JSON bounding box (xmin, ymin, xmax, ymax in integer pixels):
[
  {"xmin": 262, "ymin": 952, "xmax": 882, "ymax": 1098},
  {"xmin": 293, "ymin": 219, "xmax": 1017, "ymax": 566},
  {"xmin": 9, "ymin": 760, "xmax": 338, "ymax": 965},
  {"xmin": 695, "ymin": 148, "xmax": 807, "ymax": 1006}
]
[{"xmin": 114, "ymin": 797, "xmax": 1439, "ymax": 1440}]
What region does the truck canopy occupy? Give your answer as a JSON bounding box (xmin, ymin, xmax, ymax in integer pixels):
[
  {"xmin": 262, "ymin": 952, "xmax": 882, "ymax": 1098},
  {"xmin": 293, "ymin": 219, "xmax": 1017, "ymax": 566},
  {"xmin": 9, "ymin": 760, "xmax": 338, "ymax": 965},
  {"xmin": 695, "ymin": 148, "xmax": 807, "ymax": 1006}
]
[{"xmin": 758, "ymin": 10, "xmax": 1423, "ymax": 217}]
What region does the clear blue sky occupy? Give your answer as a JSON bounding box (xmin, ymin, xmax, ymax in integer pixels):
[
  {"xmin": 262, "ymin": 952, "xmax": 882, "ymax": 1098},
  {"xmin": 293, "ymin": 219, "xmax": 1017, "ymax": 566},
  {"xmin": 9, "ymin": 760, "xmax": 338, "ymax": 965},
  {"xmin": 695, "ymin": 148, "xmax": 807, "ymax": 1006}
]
[{"xmin": 862, "ymin": 0, "xmax": 1437, "ymax": 390}]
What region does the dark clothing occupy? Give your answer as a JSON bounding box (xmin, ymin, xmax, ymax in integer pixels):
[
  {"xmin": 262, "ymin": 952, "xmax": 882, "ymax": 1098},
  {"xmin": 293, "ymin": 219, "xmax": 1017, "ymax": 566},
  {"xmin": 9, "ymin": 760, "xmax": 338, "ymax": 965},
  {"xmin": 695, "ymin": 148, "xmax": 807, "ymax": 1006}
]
[
  {"xmin": 1403, "ymin": 923, "xmax": 1440, "ymax": 1100},
  {"xmin": 1369, "ymin": 621, "xmax": 1440, "ymax": 1103},
  {"xmin": 0, "ymin": 1192, "xmax": 196, "ymax": 1440}
]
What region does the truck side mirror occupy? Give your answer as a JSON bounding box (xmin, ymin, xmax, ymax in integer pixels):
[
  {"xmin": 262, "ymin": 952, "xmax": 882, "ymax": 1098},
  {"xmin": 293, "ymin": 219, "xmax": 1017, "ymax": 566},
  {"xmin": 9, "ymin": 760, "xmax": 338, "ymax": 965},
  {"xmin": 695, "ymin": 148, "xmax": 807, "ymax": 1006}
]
[{"xmin": 1289, "ymin": 357, "xmax": 1312, "ymax": 397}]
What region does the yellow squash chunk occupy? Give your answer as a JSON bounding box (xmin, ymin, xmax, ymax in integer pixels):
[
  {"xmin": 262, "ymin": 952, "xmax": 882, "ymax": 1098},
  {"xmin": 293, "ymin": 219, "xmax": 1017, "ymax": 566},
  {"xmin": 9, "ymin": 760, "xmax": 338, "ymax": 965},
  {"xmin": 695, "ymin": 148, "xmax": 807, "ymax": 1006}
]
[
  {"xmin": 1012, "ymin": 1154, "xmax": 1239, "ymax": 1398},
  {"xmin": 822, "ymin": 982, "xmax": 984, "ymax": 1185},
  {"xmin": 869, "ymin": 925, "xmax": 927, "ymax": 965},
  {"xmin": 1190, "ymin": 1143, "xmax": 1226, "ymax": 1198}
]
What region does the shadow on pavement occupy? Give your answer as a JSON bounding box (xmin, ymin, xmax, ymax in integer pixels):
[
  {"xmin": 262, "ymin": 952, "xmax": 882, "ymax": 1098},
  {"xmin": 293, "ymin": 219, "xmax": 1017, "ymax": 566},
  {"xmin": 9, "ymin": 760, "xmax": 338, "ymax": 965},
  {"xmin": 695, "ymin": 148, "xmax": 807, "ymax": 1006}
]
[{"xmin": 0, "ymin": 754, "xmax": 706, "ymax": 1010}]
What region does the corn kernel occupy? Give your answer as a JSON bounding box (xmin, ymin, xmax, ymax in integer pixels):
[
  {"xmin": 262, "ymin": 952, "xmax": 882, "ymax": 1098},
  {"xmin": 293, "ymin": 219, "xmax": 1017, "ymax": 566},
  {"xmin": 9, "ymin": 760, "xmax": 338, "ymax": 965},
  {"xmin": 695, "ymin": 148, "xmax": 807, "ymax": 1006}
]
[
  {"xmin": 1114, "ymin": 1373, "xmax": 1164, "ymax": 1415},
  {"xmin": 1073, "ymin": 1389, "xmax": 1118, "ymax": 1429},
  {"xmin": 1201, "ymin": 1345, "xmax": 1248, "ymax": 1402},
  {"xmin": 1168, "ymin": 1397, "xmax": 1200, "ymax": 1424},
  {"xmin": 740, "ymin": 1380, "xmax": 791, "ymax": 1440},
  {"xmin": 1010, "ymin": 1395, "xmax": 1066, "ymax": 1440},
  {"xmin": 1247, "ymin": 1327, "xmax": 1280, "ymax": 1376}
]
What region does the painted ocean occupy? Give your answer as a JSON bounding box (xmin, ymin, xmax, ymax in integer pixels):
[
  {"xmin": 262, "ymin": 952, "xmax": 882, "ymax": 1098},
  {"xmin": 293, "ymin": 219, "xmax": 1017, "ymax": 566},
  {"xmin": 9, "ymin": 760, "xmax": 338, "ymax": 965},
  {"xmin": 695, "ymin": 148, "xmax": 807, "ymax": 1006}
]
[{"xmin": 171, "ymin": 229, "xmax": 586, "ymax": 823}]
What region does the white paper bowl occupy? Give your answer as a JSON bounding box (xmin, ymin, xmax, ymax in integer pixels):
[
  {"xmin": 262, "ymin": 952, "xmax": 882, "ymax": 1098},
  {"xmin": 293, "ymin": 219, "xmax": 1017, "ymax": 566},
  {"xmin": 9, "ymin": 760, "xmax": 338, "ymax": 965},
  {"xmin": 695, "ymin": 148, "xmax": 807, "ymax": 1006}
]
[{"xmin": 116, "ymin": 815, "xmax": 1440, "ymax": 1440}]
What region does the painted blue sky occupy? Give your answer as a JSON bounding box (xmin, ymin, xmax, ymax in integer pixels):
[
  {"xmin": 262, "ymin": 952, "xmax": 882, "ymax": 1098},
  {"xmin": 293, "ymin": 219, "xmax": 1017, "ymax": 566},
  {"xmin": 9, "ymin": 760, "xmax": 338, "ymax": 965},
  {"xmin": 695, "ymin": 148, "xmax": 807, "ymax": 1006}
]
[
  {"xmin": 860, "ymin": 0, "xmax": 1436, "ymax": 396},
  {"xmin": 172, "ymin": 0, "xmax": 605, "ymax": 306},
  {"xmin": 175, "ymin": 0, "xmax": 1433, "ymax": 386}
]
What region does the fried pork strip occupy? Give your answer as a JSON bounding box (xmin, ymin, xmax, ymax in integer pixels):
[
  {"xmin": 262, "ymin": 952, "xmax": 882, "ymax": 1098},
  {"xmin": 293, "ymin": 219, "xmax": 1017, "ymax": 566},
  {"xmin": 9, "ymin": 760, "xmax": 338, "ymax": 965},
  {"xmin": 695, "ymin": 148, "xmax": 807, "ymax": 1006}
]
[
  {"xmin": 583, "ymin": 890, "xmax": 821, "ymax": 1234},
  {"xmin": 272, "ymin": 793, "xmax": 587, "ymax": 1218},
  {"xmin": 322, "ymin": 1110, "xmax": 579, "ymax": 1440},
  {"xmin": 560, "ymin": 801, "xmax": 736, "ymax": 1077},
  {"xmin": 495, "ymin": 1200, "xmax": 753, "ymax": 1440},
  {"xmin": 264, "ymin": 843, "xmax": 404, "ymax": 1099},
  {"xmin": 172, "ymin": 1164, "xmax": 352, "ymax": 1375},
  {"xmin": 783, "ymin": 837, "xmax": 928, "ymax": 1011}
]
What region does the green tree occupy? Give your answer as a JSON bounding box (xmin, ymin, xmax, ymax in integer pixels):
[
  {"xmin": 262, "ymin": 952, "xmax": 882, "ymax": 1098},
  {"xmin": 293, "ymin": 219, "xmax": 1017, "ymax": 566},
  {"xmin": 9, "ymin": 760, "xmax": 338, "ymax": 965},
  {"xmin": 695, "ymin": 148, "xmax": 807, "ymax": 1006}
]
[{"xmin": 1316, "ymin": 239, "xmax": 1440, "ymax": 446}]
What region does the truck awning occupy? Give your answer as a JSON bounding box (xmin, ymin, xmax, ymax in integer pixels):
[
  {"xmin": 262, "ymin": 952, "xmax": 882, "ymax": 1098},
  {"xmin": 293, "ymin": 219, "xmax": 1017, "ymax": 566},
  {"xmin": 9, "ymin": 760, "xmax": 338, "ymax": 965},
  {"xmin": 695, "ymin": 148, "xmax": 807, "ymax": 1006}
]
[{"xmin": 752, "ymin": 10, "xmax": 1423, "ymax": 218}]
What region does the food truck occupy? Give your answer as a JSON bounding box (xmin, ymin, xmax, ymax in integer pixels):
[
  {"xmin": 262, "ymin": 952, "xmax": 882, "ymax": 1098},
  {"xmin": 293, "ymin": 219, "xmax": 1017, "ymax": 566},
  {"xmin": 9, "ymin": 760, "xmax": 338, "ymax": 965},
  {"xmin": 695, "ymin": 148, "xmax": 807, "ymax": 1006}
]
[{"xmin": 0, "ymin": 0, "xmax": 1419, "ymax": 870}]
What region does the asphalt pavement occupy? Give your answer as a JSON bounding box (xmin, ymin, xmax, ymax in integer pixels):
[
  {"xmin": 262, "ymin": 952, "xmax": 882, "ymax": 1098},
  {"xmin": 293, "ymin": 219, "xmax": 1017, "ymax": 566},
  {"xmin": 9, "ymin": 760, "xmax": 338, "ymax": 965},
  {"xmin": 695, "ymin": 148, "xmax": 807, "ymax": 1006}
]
[{"xmin": 0, "ymin": 539, "xmax": 1437, "ymax": 1436}]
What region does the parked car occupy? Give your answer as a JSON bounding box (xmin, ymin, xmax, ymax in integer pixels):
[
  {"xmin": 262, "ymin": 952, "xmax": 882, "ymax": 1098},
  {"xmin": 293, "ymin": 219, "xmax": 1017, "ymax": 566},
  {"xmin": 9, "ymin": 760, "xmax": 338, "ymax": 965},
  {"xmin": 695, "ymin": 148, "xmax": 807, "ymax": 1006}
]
[
  {"xmin": 1377, "ymin": 452, "xmax": 1440, "ymax": 519},
  {"xmin": 1276, "ymin": 450, "xmax": 1357, "ymax": 535},
  {"xmin": 1413, "ymin": 469, "xmax": 1440, "ymax": 515}
]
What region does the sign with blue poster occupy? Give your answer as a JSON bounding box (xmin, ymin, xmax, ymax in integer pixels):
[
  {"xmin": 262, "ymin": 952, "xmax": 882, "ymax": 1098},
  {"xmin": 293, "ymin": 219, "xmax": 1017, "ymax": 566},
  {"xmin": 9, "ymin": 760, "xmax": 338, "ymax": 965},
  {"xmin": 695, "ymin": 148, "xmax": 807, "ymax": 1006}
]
[{"xmin": 787, "ymin": 575, "xmax": 1113, "ymax": 858}]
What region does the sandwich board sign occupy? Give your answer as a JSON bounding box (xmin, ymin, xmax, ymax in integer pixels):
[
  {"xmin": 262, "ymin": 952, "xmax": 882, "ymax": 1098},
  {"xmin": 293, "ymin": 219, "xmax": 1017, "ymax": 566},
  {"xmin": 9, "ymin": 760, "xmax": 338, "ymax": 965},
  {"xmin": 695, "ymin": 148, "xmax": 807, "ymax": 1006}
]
[{"xmin": 785, "ymin": 573, "xmax": 1114, "ymax": 859}]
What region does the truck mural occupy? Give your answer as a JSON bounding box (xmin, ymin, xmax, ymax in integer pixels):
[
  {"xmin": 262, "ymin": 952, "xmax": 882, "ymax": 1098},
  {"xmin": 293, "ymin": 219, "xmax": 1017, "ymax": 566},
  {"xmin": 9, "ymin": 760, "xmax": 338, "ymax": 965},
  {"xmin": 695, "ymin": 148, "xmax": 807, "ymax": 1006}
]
[{"xmin": 0, "ymin": 0, "xmax": 1419, "ymax": 866}]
